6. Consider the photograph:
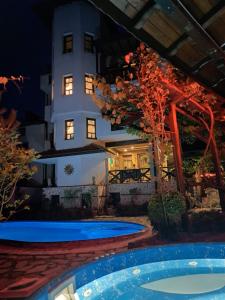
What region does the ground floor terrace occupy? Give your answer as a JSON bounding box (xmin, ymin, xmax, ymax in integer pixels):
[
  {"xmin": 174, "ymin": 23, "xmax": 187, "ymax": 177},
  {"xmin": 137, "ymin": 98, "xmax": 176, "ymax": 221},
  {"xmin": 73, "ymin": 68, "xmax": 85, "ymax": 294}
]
[
  {"xmin": 37, "ymin": 140, "xmax": 175, "ymax": 187},
  {"xmin": 2, "ymin": 216, "xmax": 225, "ymax": 299},
  {"xmin": 33, "ymin": 140, "xmax": 177, "ymax": 211}
]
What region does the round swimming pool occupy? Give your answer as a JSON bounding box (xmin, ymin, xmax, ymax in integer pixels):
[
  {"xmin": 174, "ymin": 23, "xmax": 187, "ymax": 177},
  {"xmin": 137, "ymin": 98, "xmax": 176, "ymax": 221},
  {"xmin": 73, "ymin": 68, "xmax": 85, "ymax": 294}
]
[
  {"xmin": 34, "ymin": 243, "xmax": 225, "ymax": 300},
  {"xmin": 0, "ymin": 221, "xmax": 145, "ymax": 242}
]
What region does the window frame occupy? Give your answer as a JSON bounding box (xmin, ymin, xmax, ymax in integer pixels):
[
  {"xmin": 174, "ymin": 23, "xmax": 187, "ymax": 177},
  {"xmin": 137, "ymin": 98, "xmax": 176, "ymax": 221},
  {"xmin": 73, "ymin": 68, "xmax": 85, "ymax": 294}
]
[
  {"xmin": 63, "ymin": 75, "xmax": 73, "ymax": 96},
  {"xmin": 86, "ymin": 118, "xmax": 96, "ymax": 139},
  {"xmin": 84, "ymin": 33, "xmax": 94, "ymax": 53},
  {"xmin": 63, "ymin": 33, "xmax": 73, "ymax": 53},
  {"xmin": 65, "ymin": 119, "xmax": 74, "ymax": 140},
  {"xmin": 84, "ymin": 73, "xmax": 94, "ymax": 95}
]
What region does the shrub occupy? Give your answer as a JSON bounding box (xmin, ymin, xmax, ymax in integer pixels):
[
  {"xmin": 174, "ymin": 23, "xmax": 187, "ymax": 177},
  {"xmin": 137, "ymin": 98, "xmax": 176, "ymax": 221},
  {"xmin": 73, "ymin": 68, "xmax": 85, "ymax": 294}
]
[
  {"xmin": 189, "ymin": 209, "xmax": 225, "ymax": 233},
  {"xmin": 148, "ymin": 191, "xmax": 186, "ymax": 239},
  {"xmin": 0, "ymin": 128, "xmax": 38, "ymax": 221},
  {"xmin": 81, "ymin": 192, "xmax": 92, "ymax": 208}
]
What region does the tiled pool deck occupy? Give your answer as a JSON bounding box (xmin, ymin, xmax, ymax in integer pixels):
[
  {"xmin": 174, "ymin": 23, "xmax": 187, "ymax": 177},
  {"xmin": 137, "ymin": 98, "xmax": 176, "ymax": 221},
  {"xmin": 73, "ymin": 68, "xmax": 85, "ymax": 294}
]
[{"xmin": 1, "ymin": 216, "xmax": 225, "ymax": 299}]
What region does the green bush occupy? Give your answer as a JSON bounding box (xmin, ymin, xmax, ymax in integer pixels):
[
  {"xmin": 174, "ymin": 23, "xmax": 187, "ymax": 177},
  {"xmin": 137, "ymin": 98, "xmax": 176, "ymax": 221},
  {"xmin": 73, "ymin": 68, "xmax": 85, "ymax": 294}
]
[{"xmin": 148, "ymin": 191, "xmax": 186, "ymax": 239}]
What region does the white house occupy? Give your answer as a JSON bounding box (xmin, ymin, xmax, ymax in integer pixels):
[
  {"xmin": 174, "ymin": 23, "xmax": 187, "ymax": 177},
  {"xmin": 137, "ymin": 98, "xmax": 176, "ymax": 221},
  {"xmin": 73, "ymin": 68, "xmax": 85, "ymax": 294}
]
[{"xmin": 33, "ymin": 0, "xmax": 174, "ymax": 208}]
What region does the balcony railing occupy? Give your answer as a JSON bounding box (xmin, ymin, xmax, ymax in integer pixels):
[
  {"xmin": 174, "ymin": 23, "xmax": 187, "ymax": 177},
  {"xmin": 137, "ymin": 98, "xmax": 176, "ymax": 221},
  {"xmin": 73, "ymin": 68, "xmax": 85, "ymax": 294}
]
[{"xmin": 109, "ymin": 168, "xmax": 151, "ymax": 184}]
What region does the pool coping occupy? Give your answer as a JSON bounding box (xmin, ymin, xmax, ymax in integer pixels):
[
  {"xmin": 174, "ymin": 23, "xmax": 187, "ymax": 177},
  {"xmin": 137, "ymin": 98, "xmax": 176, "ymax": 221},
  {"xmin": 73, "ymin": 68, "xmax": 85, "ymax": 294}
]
[
  {"xmin": 1, "ymin": 238, "xmax": 225, "ymax": 299},
  {"xmin": 32, "ymin": 242, "xmax": 225, "ymax": 300},
  {"xmin": 0, "ymin": 225, "xmax": 152, "ymax": 299},
  {"xmin": 0, "ymin": 226, "xmax": 151, "ymax": 255}
]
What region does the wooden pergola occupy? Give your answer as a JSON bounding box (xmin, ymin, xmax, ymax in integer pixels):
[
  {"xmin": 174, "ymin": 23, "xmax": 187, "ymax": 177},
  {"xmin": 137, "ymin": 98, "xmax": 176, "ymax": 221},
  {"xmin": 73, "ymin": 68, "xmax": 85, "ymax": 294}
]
[
  {"xmin": 89, "ymin": 0, "xmax": 225, "ymax": 98},
  {"xmin": 89, "ymin": 0, "xmax": 225, "ymax": 208},
  {"xmin": 167, "ymin": 83, "xmax": 225, "ymax": 209}
]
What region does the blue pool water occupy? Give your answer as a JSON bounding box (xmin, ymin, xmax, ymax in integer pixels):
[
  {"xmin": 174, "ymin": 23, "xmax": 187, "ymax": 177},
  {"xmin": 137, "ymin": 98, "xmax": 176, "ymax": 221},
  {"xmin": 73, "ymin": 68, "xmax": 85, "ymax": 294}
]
[
  {"xmin": 33, "ymin": 243, "xmax": 225, "ymax": 300},
  {"xmin": 0, "ymin": 221, "xmax": 144, "ymax": 242}
]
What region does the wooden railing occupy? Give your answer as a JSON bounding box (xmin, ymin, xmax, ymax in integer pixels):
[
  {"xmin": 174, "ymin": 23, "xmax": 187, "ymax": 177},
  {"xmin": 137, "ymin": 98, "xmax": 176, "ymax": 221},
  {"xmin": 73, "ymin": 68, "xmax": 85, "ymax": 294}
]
[
  {"xmin": 162, "ymin": 167, "xmax": 176, "ymax": 179},
  {"xmin": 108, "ymin": 168, "xmax": 151, "ymax": 184}
]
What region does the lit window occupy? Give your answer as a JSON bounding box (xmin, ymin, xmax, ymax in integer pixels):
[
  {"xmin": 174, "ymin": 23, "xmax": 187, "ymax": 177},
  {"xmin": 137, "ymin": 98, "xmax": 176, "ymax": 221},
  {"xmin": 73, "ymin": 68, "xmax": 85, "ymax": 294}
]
[
  {"xmin": 63, "ymin": 34, "xmax": 73, "ymax": 53},
  {"xmin": 65, "ymin": 119, "xmax": 74, "ymax": 140},
  {"xmin": 87, "ymin": 118, "xmax": 96, "ymax": 139},
  {"xmin": 84, "ymin": 74, "xmax": 94, "ymax": 94},
  {"xmin": 63, "ymin": 75, "xmax": 73, "ymax": 95},
  {"xmin": 84, "ymin": 33, "xmax": 94, "ymax": 53}
]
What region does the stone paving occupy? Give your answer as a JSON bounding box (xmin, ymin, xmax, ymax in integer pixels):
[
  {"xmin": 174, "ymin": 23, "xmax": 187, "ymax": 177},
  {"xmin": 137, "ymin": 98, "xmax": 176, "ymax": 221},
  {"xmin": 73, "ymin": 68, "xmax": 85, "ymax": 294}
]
[
  {"xmin": 0, "ymin": 249, "xmax": 127, "ymax": 299},
  {"xmin": 1, "ymin": 216, "xmax": 225, "ymax": 299},
  {"xmin": 0, "ymin": 216, "xmax": 151, "ymax": 299}
]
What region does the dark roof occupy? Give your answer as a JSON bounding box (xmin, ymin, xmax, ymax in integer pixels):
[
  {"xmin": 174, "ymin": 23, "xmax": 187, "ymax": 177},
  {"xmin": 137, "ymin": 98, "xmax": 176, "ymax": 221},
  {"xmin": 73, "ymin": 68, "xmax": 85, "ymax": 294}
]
[
  {"xmin": 89, "ymin": 0, "xmax": 225, "ymax": 98},
  {"xmin": 40, "ymin": 143, "xmax": 108, "ymax": 158},
  {"xmin": 106, "ymin": 139, "xmax": 147, "ymax": 148}
]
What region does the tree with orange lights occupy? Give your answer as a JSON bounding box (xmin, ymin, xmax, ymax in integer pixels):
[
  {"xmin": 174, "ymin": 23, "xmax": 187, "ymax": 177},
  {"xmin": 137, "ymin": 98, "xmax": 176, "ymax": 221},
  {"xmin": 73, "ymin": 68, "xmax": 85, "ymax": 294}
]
[
  {"xmin": 0, "ymin": 76, "xmax": 38, "ymax": 221},
  {"xmin": 92, "ymin": 43, "xmax": 225, "ymax": 209}
]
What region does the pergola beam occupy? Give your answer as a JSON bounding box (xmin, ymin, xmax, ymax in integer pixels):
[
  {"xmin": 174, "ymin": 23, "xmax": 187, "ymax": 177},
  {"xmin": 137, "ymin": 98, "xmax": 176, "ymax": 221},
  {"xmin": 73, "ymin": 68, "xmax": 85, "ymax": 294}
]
[
  {"xmin": 177, "ymin": 108, "xmax": 225, "ymax": 210},
  {"xmin": 167, "ymin": 1, "xmax": 225, "ymax": 57},
  {"xmin": 170, "ymin": 0, "xmax": 225, "ymax": 60},
  {"xmin": 169, "ymin": 103, "xmax": 185, "ymax": 193},
  {"xmin": 131, "ymin": 0, "xmax": 155, "ymax": 27},
  {"xmin": 210, "ymin": 136, "xmax": 225, "ymax": 210}
]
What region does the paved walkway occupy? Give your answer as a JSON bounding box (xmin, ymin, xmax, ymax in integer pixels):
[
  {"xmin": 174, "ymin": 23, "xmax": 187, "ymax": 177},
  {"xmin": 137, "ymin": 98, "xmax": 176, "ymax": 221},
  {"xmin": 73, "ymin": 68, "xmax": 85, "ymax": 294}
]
[{"xmin": 0, "ymin": 247, "xmax": 130, "ymax": 299}]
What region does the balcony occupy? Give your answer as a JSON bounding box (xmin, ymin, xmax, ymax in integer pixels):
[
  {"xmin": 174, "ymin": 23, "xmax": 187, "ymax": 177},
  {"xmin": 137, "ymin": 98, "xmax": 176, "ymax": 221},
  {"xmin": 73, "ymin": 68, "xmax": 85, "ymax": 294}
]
[{"xmin": 108, "ymin": 168, "xmax": 151, "ymax": 184}]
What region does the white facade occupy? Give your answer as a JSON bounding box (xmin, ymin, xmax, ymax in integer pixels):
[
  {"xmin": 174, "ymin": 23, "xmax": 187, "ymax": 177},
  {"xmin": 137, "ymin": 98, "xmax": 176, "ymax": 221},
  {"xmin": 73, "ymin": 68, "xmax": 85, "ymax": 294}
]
[
  {"xmin": 52, "ymin": 1, "xmax": 133, "ymax": 151},
  {"xmin": 31, "ymin": 1, "xmax": 159, "ymax": 205},
  {"xmin": 43, "ymin": 0, "xmax": 138, "ymax": 187},
  {"xmin": 55, "ymin": 152, "xmax": 108, "ymax": 186},
  {"xmin": 52, "ymin": 1, "xmax": 100, "ymax": 150}
]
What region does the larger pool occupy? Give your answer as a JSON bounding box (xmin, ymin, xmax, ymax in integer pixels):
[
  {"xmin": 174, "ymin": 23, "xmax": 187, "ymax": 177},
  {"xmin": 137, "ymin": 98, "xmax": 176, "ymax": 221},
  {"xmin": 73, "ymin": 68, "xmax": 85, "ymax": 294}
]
[
  {"xmin": 0, "ymin": 221, "xmax": 145, "ymax": 242},
  {"xmin": 34, "ymin": 243, "xmax": 225, "ymax": 300}
]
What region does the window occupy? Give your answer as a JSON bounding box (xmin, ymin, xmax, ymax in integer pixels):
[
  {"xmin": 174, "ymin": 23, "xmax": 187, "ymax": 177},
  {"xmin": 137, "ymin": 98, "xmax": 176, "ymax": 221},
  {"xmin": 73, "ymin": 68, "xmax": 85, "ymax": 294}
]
[
  {"xmin": 84, "ymin": 33, "xmax": 94, "ymax": 53},
  {"xmin": 84, "ymin": 74, "xmax": 94, "ymax": 94},
  {"xmin": 86, "ymin": 118, "xmax": 96, "ymax": 139},
  {"xmin": 123, "ymin": 155, "xmax": 133, "ymax": 169},
  {"xmin": 63, "ymin": 75, "xmax": 73, "ymax": 95},
  {"xmin": 65, "ymin": 119, "xmax": 74, "ymax": 140},
  {"xmin": 63, "ymin": 34, "xmax": 73, "ymax": 53}
]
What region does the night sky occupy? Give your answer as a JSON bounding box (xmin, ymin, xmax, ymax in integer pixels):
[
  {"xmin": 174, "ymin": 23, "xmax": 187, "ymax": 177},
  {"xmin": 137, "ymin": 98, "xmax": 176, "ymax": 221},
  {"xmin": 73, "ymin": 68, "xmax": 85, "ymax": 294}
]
[{"xmin": 0, "ymin": 0, "xmax": 51, "ymax": 121}]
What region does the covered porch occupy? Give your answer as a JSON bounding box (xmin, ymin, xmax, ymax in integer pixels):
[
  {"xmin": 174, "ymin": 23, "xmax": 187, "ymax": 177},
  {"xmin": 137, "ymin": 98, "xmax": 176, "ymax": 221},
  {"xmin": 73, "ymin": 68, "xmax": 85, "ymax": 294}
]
[
  {"xmin": 106, "ymin": 141, "xmax": 175, "ymax": 184},
  {"xmin": 107, "ymin": 141, "xmax": 151, "ymax": 184}
]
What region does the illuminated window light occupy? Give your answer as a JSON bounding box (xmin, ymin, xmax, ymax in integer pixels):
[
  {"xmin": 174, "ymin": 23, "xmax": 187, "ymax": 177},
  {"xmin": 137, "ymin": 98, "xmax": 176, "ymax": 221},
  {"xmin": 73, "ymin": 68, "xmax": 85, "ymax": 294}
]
[
  {"xmin": 63, "ymin": 75, "xmax": 73, "ymax": 95},
  {"xmin": 65, "ymin": 119, "xmax": 74, "ymax": 140}
]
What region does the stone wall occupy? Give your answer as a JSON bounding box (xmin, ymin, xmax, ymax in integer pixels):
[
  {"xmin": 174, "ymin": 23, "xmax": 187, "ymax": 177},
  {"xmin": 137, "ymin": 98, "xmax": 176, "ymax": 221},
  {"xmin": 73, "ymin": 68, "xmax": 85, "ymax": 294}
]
[
  {"xmin": 42, "ymin": 185, "xmax": 106, "ymax": 209},
  {"xmin": 108, "ymin": 178, "xmax": 177, "ymax": 206},
  {"xmin": 108, "ymin": 182, "xmax": 155, "ymax": 206}
]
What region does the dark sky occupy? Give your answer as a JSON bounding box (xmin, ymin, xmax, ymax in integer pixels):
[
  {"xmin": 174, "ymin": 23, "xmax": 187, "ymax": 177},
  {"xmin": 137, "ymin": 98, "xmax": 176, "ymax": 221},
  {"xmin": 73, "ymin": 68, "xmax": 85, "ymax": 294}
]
[{"xmin": 0, "ymin": 0, "xmax": 51, "ymax": 121}]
